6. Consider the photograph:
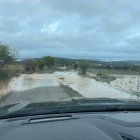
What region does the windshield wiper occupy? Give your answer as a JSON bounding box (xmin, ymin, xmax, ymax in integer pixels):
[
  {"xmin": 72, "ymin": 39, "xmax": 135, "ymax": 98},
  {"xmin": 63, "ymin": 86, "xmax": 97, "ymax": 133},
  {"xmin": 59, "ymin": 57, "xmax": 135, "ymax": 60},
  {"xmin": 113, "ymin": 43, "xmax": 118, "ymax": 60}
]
[
  {"xmin": 1, "ymin": 103, "xmax": 140, "ymax": 120},
  {"xmin": 71, "ymin": 97, "xmax": 128, "ymax": 104}
]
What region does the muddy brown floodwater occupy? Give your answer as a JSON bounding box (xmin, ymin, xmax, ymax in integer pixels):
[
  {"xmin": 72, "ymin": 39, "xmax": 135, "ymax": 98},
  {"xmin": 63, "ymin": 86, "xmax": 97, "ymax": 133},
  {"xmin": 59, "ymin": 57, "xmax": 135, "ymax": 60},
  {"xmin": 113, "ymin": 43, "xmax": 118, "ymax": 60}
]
[
  {"xmin": 55, "ymin": 71, "xmax": 139, "ymax": 99},
  {"xmin": 0, "ymin": 71, "xmax": 139, "ymax": 100}
]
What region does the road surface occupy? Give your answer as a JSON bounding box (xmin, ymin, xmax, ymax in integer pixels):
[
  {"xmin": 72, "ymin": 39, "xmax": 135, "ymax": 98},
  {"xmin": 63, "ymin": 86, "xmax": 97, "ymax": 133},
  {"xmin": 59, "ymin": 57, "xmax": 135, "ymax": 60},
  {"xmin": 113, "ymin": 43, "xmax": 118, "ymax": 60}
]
[{"xmin": 0, "ymin": 86, "xmax": 70, "ymax": 107}]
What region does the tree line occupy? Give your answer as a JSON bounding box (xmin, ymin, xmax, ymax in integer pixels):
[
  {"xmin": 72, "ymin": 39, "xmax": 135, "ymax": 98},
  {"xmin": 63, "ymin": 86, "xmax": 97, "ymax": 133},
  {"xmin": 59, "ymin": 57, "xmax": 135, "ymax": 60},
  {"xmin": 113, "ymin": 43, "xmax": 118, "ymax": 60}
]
[{"xmin": 1, "ymin": 42, "xmax": 140, "ymax": 79}]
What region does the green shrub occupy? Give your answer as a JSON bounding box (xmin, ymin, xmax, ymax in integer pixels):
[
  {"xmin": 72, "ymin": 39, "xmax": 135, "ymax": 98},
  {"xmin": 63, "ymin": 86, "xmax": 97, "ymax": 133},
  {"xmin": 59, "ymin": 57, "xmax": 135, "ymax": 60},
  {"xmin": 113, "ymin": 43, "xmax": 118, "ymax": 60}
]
[
  {"xmin": 60, "ymin": 84, "xmax": 82, "ymax": 97},
  {"xmin": 0, "ymin": 68, "xmax": 17, "ymax": 80},
  {"xmin": 96, "ymin": 73, "xmax": 116, "ymax": 83}
]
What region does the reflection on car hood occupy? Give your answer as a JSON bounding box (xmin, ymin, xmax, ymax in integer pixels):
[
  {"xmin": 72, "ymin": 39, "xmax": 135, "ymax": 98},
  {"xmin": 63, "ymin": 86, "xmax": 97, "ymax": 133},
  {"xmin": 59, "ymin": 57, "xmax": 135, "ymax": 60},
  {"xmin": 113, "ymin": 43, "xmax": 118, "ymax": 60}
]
[{"xmin": 0, "ymin": 97, "xmax": 140, "ymax": 119}]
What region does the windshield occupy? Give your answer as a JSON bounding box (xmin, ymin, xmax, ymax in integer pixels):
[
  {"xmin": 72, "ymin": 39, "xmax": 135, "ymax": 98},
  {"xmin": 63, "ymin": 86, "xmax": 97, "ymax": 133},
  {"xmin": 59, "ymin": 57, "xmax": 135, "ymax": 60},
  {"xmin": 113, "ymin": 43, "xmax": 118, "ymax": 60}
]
[{"xmin": 0, "ymin": 0, "xmax": 140, "ymax": 117}]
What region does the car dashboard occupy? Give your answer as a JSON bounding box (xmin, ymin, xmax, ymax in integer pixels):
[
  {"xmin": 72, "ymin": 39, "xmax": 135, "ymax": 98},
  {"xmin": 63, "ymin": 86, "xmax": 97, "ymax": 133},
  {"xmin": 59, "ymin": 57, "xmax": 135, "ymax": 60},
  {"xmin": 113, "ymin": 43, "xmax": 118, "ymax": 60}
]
[{"xmin": 0, "ymin": 111, "xmax": 140, "ymax": 140}]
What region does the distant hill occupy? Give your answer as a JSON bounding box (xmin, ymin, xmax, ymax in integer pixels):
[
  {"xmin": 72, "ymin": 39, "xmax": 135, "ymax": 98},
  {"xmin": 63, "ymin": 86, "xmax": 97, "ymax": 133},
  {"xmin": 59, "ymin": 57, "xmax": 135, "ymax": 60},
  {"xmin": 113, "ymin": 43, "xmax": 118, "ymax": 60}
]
[
  {"xmin": 16, "ymin": 56, "xmax": 140, "ymax": 67},
  {"xmin": 105, "ymin": 61, "xmax": 140, "ymax": 66}
]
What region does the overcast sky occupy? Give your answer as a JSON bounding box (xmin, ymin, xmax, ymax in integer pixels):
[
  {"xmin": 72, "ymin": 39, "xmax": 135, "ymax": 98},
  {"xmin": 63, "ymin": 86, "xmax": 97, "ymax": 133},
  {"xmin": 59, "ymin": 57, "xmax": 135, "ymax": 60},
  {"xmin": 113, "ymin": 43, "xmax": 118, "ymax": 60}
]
[{"xmin": 0, "ymin": 0, "xmax": 140, "ymax": 60}]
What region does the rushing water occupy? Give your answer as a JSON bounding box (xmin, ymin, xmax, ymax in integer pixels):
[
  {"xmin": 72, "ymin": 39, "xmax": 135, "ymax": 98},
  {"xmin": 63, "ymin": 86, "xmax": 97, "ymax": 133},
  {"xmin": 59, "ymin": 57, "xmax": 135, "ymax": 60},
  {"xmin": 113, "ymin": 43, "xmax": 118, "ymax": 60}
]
[
  {"xmin": 0, "ymin": 71, "xmax": 139, "ymax": 99},
  {"xmin": 55, "ymin": 71, "xmax": 139, "ymax": 99}
]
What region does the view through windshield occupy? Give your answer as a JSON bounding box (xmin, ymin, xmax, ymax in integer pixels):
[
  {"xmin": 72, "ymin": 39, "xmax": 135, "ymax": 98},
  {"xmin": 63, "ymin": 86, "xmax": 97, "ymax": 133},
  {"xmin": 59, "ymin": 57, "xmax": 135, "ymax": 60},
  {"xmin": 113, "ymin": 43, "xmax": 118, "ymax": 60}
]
[{"xmin": 0, "ymin": 0, "xmax": 140, "ymax": 110}]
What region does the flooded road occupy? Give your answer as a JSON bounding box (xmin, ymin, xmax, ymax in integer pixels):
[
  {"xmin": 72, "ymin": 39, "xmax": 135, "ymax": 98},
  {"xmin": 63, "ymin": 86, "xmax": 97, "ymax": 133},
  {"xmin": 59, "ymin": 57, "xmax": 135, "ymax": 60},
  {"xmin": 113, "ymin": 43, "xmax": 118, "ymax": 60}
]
[
  {"xmin": 8, "ymin": 74, "xmax": 59, "ymax": 92},
  {"xmin": 55, "ymin": 72, "xmax": 139, "ymax": 99},
  {"xmin": 0, "ymin": 71, "xmax": 139, "ymax": 102}
]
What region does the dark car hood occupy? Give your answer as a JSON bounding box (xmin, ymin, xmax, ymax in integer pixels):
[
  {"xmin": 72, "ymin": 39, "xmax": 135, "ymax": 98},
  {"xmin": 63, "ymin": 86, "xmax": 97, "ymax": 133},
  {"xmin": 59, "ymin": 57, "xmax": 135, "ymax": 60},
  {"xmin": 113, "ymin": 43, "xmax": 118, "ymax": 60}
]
[{"xmin": 0, "ymin": 112, "xmax": 140, "ymax": 140}]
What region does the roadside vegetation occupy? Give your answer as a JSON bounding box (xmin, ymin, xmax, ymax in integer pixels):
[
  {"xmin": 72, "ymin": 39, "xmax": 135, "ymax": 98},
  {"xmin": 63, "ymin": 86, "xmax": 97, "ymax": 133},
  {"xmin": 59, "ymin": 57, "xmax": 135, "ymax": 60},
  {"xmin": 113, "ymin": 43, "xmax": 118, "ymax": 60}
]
[
  {"xmin": 0, "ymin": 68, "xmax": 18, "ymax": 81},
  {"xmin": 60, "ymin": 84, "xmax": 83, "ymax": 97},
  {"xmin": 88, "ymin": 68, "xmax": 140, "ymax": 75},
  {"xmin": 91, "ymin": 73, "xmax": 116, "ymax": 84},
  {"xmin": 77, "ymin": 61, "xmax": 89, "ymax": 75},
  {"xmin": 23, "ymin": 56, "xmax": 55, "ymax": 73},
  {"xmin": 0, "ymin": 43, "xmax": 18, "ymax": 81},
  {"xmin": 74, "ymin": 60, "xmax": 140, "ymax": 83},
  {"xmin": 1, "ymin": 42, "xmax": 140, "ymax": 82}
]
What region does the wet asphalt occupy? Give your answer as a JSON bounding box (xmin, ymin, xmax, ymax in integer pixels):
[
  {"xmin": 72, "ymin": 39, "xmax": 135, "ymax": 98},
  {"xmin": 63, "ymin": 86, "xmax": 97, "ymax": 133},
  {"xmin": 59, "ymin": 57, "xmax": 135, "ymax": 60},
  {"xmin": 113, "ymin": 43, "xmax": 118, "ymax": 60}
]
[{"xmin": 0, "ymin": 86, "xmax": 70, "ymax": 106}]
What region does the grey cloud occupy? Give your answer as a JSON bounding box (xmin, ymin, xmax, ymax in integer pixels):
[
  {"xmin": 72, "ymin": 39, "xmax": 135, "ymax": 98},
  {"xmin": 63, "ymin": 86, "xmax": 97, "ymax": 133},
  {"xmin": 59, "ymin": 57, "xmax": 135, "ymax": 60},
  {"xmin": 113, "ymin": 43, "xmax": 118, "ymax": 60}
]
[
  {"xmin": 0, "ymin": 0, "xmax": 140, "ymax": 60},
  {"xmin": 0, "ymin": 17, "xmax": 21, "ymax": 33}
]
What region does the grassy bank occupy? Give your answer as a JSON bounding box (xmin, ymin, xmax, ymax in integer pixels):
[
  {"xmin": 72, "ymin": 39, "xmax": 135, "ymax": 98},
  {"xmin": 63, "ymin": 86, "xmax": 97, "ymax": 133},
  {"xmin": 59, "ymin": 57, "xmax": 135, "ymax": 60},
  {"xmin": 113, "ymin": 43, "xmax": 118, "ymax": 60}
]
[
  {"xmin": 93, "ymin": 73, "xmax": 116, "ymax": 84},
  {"xmin": 60, "ymin": 84, "xmax": 83, "ymax": 97},
  {"xmin": 88, "ymin": 68, "xmax": 140, "ymax": 75},
  {"xmin": 0, "ymin": 68, "xmax": 19, "ymax": 81}
]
